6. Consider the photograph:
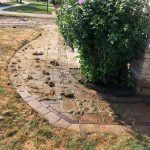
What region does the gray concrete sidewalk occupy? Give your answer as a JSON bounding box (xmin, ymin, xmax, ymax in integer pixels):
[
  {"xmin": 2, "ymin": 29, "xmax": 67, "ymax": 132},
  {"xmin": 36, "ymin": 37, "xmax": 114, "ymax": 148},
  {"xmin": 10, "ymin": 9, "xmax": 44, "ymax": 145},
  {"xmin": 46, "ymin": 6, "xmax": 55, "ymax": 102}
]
[
  {"xmin": 0, "ymin": 1, "xmax": 29, "ymax": 11},
  {"xmin": 0, "ymin": 10, "xmax": 56, "ymax": 19}
]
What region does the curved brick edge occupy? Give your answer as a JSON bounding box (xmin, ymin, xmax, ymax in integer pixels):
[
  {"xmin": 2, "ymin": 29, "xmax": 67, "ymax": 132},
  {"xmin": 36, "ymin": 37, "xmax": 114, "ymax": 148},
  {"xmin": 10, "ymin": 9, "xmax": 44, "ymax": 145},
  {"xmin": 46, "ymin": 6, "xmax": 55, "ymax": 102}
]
[
  {"xmin": 7, "ymin": 30, "xmax": 150, "ymax": 134},
  {"xmin": 8, "ymin": 76, "xmax": 150, "ymax": 134}
]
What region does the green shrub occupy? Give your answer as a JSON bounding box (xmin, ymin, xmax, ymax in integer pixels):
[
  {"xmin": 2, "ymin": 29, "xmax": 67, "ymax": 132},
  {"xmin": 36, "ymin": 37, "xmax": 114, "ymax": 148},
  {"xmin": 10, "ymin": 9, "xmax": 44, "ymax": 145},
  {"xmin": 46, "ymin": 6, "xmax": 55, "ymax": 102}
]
[
  {"xmin": 55, "ymin": 0, "xmax": 64, "ymax": 5},
  {"xmin": 57, "ymin": 0, "xmax": 150, "ymax": 86}
]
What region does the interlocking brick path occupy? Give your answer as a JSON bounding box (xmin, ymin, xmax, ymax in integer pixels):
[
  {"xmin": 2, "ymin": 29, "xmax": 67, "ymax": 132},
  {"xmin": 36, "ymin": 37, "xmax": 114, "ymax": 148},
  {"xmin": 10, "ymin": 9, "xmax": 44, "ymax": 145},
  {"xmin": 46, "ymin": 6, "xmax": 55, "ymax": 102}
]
[{"xmin": 8, "ymin": 24, "xmax": 150, "ymax": 134}]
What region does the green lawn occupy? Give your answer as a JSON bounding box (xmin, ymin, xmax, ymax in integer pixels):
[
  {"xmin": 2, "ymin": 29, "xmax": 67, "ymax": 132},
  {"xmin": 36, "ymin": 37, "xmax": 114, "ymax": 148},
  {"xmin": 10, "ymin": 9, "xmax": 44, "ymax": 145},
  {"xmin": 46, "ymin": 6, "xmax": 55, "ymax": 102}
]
[
  {"xmin": 4, "ymin": 1, "xmax": 53, "ymax": 14},
  {"xmin": 0, "ymin": 1, "xmax": 15, "ymax": 7},
  {"xmin": 0, "ymin": 0, "xmax": 20, "ymax": 7}
]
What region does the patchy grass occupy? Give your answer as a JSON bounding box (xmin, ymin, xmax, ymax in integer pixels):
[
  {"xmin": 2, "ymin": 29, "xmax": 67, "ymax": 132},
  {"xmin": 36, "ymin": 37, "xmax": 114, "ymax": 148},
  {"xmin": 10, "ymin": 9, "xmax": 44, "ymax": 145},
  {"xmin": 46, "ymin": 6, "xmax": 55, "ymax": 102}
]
[
  {"xmin": 65, "ymin": 135, "xmax": 96, "ymax": 150},
  {"xmin": 4, "ymin": 1, "xmax": 53, "ymax": 14},
  {"xmin": 0, "ymin": 25, "xmax": 149, "ymax": 150},
  {"xmin": 0, "ymin": 86, "xmax": 4, "ymax": 95},
  {"xmin": 36, "ymin": 128, "xmax": 53, "ymax": 139},
  {"xmin": 112, "ymin": 135, "xmax": 150, "ymax": 150}
]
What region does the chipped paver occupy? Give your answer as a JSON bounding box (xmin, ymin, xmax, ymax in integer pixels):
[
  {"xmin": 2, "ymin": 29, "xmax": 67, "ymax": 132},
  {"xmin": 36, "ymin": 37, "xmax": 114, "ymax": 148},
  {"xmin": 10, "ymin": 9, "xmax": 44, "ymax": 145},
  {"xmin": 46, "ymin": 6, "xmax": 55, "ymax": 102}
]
[
  {"xmin": 35, "ymin": 105, "xmax": 50, "ymax": 115},
  {"xmin": 60, "ymin": 100, "xmax": 77, "ymax": 113},
  {"xmin": 45, "ymin": 112, "xmax": 60, "ymax": 124},
  {"xmin": 54, "ymin": 119, "xmax": 70, "ymax": 128},
  {"xmin": 80, "ymin": 124, "xmax": 96, "ymax": 133},
  {"xmin": 68, "ymin": 124, "xmax": 80, "ymax": 132}
]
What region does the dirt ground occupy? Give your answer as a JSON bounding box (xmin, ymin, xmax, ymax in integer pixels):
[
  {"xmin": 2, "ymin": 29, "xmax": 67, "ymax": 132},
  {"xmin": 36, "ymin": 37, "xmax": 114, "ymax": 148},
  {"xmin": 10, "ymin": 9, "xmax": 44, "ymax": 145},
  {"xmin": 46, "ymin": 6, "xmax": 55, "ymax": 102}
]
[{"xmin": 0, "ymin": 16, "xmax": 150, "ymax": 150}]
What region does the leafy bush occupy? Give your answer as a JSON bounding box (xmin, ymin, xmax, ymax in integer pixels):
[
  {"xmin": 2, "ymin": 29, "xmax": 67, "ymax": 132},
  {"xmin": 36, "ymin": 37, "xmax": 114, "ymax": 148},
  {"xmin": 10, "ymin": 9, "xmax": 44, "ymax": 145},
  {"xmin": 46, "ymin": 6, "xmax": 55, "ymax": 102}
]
[
  {"xmin": 55, "ymin": 0, "xmax": 64, "ymax": 5},
  {"xmin": 57, "ymin": 0, "xmax": 150, "ymax": 86}
]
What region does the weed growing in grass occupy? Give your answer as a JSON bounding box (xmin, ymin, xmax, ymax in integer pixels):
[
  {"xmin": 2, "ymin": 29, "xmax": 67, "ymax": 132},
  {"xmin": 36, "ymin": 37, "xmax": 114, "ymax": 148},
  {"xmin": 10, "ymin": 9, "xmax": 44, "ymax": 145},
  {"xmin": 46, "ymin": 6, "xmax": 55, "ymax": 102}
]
[
  {"xmin": 33, "ymin": 127, "xmax": 61, "ymax": 149},
  {"xmin": 65, "ymin": 136, "xmax": 96, "ymax": 150},
  {"xmin": 0, "ymin": 86, "xmax": 4, "ymax": 95},
  {"xmin": 83, "ymin": 140, "xmax": 97, "ymax": 150},
  {"xmin": 6, "ymin": 130, "xmax": 18, "ymax": 138},
  {"xmin": 0, "ymin": 138, "xmax": 23, "ymax": 150},
  {"xmin": 52, "ymin": 134, "xmax": 62, "ymax": 148},
  {"xmin": 112, "ymin": 136, "xmax": 150, "ymax": 150},
  {"xmin": 37, "ymin": 128, "xmax": 53, "ymax": 139},
  {"xmin": 65, "ymin": 136, "xmax": 82, "ymax": 150}
]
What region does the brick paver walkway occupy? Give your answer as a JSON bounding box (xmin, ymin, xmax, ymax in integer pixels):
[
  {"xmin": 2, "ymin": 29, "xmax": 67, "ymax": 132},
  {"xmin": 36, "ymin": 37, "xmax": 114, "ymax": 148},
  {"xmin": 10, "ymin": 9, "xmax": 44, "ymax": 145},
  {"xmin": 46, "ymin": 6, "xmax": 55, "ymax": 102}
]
[{"xmin": 8, "ymin": 24, "xmax": 150, "ymax": 134}]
